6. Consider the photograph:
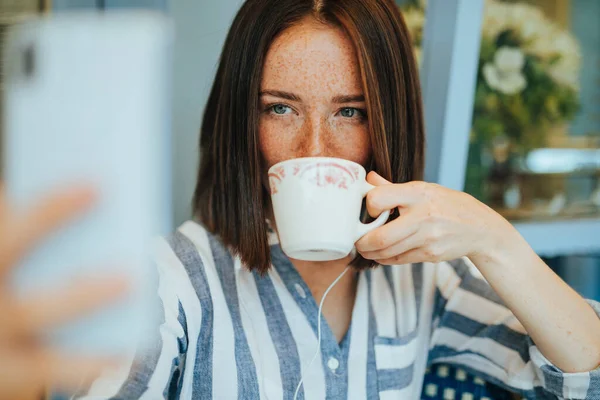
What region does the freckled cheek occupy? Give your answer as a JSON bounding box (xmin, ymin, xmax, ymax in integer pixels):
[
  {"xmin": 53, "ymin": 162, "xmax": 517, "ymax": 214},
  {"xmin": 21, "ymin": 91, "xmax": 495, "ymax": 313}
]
[
  {"xmin": 259, "ymin": 119, "xmax": 372, "ymax": 168},
  {"xmin": 333, "ymin": 125, "xmax": 372, "ymax": 166},
  {"xmin": 258, "ymin": 120, "xmax": 298, "ymax": 169}
]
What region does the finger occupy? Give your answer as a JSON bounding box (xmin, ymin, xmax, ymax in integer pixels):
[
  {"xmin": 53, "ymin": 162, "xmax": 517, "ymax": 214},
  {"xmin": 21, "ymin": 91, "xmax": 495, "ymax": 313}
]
[
  {"xmin": 0, "ymin": 186, "xmax": 96, "ymax": 276},
  {"xmin": 356, "ymin": 211, "xmax": 420, "ymax": 252},
  {"xmin": 365, "ymin": 178, "xmax": 424, "ymax": 218},
  {"xmin": 366, "ymin": 171, "xmax": 392, "ymax": 186},
  {"xmin": 360, "ymin": 231, "xmax": 425, "ymax": 262},
  {"xmin": 375, "ymin": 247, "xmax": 430, "ymax": 266},
  {"xmin": 16, "ymin": 275, "xmax": 129, "ymax": 335},
  {"xmin": 0, "ymin": 353, "xmax": 44, "ymax": 400},
  {"xmin": 44, "ymin": 352, "xmax": 124, "ymax": 394},
  {"xmin": 0, "ymin": 345, "xmax": 122, "ymax": 399},
  {"xmin": 25, "ymin": 348, "xmax": 124, "ymax": 395}
]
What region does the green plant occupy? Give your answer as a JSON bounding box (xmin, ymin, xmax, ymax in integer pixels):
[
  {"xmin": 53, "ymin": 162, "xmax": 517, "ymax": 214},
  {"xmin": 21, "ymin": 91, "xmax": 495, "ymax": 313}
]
[{"xmin": 402, "ymin": 0, "xmax": 581, "ymax": 152}]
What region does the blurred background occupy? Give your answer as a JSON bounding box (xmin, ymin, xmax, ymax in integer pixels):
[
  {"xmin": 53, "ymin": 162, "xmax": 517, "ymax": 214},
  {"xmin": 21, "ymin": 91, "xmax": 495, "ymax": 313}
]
[{"xmin": 0, "ymin": 0, "xmax": 598, "ymax": 301}]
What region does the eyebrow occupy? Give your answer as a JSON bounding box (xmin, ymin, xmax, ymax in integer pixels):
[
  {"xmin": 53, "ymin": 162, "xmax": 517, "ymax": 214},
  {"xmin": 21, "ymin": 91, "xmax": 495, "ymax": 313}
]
[
  {"xmin": 260, "ymin": 90, "xmax": 365, "ymax": 104},
  {"xmin": 259, "ymin": 90, "xmax": 302, "ymax": 102},
  {"xmin": 332, "ymin": 94, "xmax": 365, "ymax": 104}
]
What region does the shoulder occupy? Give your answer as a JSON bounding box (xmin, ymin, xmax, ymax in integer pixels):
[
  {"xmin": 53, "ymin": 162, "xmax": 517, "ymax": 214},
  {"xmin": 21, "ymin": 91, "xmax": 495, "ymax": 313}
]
[
  {"xmin": 160, "ymin": 220, "xmax": 233, "ymax": 271},
  {"xmin": 155, "ymin": 220, "xmax": 238, "ymax": 296},
  {"xmin": 151, "ymin": 220, "xmax": 238, "ymax": 321}
]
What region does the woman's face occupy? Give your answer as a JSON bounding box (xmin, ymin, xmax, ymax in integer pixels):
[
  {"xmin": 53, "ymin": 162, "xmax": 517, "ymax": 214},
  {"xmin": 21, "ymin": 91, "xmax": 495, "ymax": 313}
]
[{"xmin": 259, "ymin": 17, "xmax": 371, "ymax": 171}]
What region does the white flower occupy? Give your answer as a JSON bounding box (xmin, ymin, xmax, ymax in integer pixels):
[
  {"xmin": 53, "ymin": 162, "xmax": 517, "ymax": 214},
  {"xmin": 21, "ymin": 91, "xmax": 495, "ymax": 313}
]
[
  {"xmin": 549, "ymin": 61, "xmax": 580, "ymax": 90},
  {"xmin": 526, "ymin": 28, "xmax": 581, "ymax": 90},
  {"xmin": 483, "ymin": 46, "xmax": 527, "ymax": 95},
  {"xmin": 483, "ymin": 64, "xmax": 527, "ymax": 95},
  {"xmin": 483, "ymin": 0, "xmax": 545, "ymax": 41},
  {"xmin": 494, "ymin": 46, "xmax": 525, "ymax": 71},
  {"xmin": 399, "ymin": 0, "xmax": 581, "ymax": 92},
  {"xmin": 482, "ymin": 0, "xmax": 581, "ymax": 92},
  {"xmin": 507, "ymin": 2, "xmax": 545, "ymax": 30},
  {"xmin": 482, "ymin": 0, "xmax": 511, "ymax": 39}
]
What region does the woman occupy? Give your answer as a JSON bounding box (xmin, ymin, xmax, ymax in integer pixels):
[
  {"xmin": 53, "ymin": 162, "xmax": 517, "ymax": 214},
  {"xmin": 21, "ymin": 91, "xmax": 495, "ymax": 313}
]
[{"xmin": 76, "ymin": 0, "xmax": 600, "ymax": 398}]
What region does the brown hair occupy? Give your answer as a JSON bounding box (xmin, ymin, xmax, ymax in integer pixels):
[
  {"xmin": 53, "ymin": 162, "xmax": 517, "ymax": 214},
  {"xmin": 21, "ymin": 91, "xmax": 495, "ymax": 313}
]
[{"xmin": 193, "ymin": 0, "xmax": 425, "ymax": 274}]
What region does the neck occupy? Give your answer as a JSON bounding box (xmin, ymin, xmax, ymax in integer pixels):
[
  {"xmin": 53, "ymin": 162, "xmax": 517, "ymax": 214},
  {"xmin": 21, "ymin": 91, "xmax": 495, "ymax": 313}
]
[
  {"xmin": 291, "ymin": 255, "xmax": 358, "ymax": 343},
  {"xmin": 268, "ymin": 212, "xmax": 359, "ymax": 342},
  {"xmin": 290, "ymin": 255, "xmax": 357, "ymax": 304},
  {"xmin": 267, "ymin": 213, "xmax": 358, "ymax": 304}
]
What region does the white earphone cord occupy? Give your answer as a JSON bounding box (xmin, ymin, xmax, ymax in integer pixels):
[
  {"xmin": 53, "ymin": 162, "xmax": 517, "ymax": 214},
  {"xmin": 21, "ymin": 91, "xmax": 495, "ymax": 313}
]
[{"xmin": 293, "ymin": 266, "xmax": 350, "ymax": 400}]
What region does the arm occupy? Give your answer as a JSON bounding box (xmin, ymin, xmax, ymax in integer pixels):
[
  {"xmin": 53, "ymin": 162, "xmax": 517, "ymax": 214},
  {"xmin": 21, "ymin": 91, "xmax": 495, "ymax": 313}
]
[
  {"xmin": 429, "ymin": 257, "xmax": 600, "ymax": 399},
  {"xmin": 356, "ymin": 172, "xmax": 600, "ymax": 398},
  {"xmin": 469, "ymin": 225, "xmax": 600, "ymax": 373}
]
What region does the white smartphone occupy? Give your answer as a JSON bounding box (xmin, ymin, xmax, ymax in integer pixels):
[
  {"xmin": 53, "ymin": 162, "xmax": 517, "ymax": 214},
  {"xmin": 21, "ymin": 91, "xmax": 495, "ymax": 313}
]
[{"xmin": 2, "ymin": 12, "xmax": 173, "ymax": 357}]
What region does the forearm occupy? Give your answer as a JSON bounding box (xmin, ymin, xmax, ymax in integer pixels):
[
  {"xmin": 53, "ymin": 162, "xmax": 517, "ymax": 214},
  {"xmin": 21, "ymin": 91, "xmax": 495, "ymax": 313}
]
[
  {"xmin": 357, "ymin": 178, "xmax": 600, "ymax": 373},
  {"xmin": 470, "ymin": 223, "xmax": 600, "ymax": 373}
]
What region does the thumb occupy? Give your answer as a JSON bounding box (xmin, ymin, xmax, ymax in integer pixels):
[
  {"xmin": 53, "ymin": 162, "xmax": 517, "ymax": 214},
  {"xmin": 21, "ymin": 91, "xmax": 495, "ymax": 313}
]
[{"xmin": 366, "ymin": 171, "xmax": 392, "ymax": 186}]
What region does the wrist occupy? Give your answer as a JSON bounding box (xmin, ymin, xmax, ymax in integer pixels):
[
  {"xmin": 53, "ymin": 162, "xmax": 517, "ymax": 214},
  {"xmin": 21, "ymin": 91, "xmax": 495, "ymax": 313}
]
[{"xmin": 468, "ymin": 215, "xmax": 530, "ymax": 273}]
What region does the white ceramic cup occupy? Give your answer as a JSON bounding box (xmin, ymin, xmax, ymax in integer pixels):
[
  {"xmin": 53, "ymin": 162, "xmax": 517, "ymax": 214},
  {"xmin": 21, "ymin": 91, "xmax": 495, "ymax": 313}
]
[{"xmin": 268, "ymin": 157, "xmax": 391, "ymax": 261}]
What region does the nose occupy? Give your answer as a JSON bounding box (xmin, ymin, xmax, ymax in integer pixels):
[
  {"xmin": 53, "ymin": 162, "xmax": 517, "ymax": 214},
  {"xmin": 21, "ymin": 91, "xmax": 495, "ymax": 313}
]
[{"xmin": 298, "ymin": 115, "xmax": 329, "ymax": 158}]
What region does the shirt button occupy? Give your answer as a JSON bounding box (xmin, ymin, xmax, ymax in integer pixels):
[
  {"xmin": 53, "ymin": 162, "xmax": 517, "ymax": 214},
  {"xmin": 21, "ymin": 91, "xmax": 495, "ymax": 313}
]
[
  {"xmin": 294, "ymin": 283, "xmax": 306, "ymax": 299},
  {"xmin": 327, "ymin": 357, "xmax": 339, "ymax": 371}
]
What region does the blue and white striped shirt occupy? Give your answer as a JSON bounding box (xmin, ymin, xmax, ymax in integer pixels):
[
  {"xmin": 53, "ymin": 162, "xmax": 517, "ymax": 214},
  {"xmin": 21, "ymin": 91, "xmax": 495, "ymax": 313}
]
[{"xmin": 77, "ymin": 220, "xmax": 600, "ymax": 399}]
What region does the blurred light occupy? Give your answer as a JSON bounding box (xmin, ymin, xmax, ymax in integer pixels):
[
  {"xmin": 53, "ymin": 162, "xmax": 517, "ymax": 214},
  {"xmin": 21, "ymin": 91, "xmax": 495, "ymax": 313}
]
[{"xmin": 520, "ymin": 148, "xmax": 600, "ymax": 174}]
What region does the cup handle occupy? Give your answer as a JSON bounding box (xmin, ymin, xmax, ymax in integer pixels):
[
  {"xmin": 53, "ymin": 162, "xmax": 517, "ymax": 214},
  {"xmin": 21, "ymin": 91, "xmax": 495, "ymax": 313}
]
[{"xmin": 354, "ymin": 181, "xmax": 391, "ymax": 242}]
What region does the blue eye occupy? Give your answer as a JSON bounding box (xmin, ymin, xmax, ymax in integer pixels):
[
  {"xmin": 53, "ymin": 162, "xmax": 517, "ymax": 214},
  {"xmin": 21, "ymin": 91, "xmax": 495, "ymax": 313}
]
[
  {"xmin": 339, "ymin": 107, "xmax": 365, "ymax": 118},
  {"xmin": 271, "ymin": 104, "xmax": 291, "ymax": 115}
]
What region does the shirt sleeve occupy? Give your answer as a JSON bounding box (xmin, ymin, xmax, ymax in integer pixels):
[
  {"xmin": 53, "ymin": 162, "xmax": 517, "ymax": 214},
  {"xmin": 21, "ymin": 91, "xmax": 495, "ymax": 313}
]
[
  {"xmin": 428, "ymin": 257, "xmax": 600, "ymax": 400},
  {"xmin": 72, "ymin": 238, "xmax": 191, "ymax": 400}
]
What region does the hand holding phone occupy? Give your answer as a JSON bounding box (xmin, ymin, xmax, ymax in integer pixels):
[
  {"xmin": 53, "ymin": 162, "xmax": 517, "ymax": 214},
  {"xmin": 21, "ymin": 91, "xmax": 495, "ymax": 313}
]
[
  {"xmin": 2, "ymin": 12, "xmax": 173, "ymax": 358},
  {"xmin": 0, "ymin": 186, "xmax": 128, "ymax": 399}
]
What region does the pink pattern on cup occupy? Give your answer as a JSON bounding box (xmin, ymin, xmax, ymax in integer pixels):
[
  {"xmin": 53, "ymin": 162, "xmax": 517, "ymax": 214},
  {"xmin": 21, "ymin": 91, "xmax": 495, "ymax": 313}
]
[
  {"xmin": 273, "ymin": 166, "xmax": 285, "ymax": 178},
  {"xmin": 299, "ymin": 162, "xmax": 356, "ymax": 190},
  {"xmin": 269, "ymin": 160, "xmax": 359, "ymax": 195},
  {"xmin": 268, "ymin": 172, "xmax": 283, "ymax": 195}
]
